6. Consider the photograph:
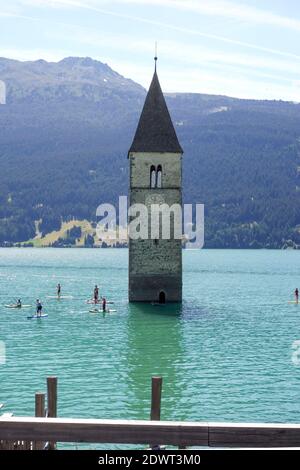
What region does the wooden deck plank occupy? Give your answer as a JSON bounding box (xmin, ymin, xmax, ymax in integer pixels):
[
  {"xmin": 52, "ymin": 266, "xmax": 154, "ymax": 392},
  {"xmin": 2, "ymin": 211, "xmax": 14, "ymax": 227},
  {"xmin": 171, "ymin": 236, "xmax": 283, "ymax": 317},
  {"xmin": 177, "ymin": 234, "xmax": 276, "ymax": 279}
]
[
  {"xmin": 209, "ymin": 422, "xmax": 300, "ymax": 448},
  {"xmin": 0, "ymin": 418, "xmax": 209, "ymax": 446},
  {"xmin": 1, "ymin": 418, "xmax": 300, "ymax": 447}
]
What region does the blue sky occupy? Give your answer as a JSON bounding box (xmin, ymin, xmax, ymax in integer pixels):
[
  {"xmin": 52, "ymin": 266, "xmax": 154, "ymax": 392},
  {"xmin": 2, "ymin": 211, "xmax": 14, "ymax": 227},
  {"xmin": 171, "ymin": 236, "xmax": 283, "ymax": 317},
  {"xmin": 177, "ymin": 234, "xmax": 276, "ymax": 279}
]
[{"xmin": 1, "ymin": 0, "xmax": 300, "ymax": 100}]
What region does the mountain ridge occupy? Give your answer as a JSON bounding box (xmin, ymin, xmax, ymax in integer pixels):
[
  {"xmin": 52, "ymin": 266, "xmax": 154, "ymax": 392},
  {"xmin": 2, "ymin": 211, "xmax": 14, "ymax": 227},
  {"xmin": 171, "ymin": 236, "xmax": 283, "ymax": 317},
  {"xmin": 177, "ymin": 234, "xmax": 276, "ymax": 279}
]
[{"xmin": 0, "ymin": 56, "xmax": 300, "ymax": 248}]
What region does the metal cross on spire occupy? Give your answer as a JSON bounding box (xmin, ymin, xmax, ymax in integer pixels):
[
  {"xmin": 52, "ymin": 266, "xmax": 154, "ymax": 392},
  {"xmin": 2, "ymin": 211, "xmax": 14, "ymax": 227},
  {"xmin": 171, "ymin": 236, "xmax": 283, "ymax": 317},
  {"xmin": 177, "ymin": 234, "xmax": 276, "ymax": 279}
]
[{"xmin": 154, "ymin": 41, "xmax": 158, "ymax": 71}]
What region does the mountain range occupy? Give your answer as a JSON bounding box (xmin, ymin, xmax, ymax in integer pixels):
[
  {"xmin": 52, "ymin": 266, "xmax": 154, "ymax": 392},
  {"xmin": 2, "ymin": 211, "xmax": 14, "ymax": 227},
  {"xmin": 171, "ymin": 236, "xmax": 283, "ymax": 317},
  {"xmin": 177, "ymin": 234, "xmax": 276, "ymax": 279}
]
[{"xmin": 0, "ymin": 56, "xmax": 300, "ymax": 248}]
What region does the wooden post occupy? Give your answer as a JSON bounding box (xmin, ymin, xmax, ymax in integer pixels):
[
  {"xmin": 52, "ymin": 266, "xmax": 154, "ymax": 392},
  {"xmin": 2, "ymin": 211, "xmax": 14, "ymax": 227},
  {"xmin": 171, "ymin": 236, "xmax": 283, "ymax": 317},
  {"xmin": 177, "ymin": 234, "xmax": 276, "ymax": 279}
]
[
  {"xmin": 47, "ymin": 377, "xmax": 57, "ymax": 418},
  {"xmin": 34, "ymin": 392, "xmax": 45, "ymax": 450},
  {"xmin": 150, "ymin": 376, "xmax": 163, "ymax": 450},
  {"xmin": 150, "ymin": 376, "xmax": 162, "ymax": 421},
  {"xmin": 47, "ymin": 377, "xmax": 57, "ymax": 450},
  {"xmin": 35, "ymin": 392, "xmax": 45, "ymax": 418}
]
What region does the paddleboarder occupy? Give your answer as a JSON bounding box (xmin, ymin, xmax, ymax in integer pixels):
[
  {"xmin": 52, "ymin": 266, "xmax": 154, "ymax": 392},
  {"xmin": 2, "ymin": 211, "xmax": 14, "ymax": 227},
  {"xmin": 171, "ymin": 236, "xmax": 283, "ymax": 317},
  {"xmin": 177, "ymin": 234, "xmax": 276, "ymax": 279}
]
[
  {"xmin": 36, "ymin": 299, "xmax": 43, "ymax": 317},
  {"xmin": 94, "ymin": 285, "xmax": 99, "ymax": 304}
]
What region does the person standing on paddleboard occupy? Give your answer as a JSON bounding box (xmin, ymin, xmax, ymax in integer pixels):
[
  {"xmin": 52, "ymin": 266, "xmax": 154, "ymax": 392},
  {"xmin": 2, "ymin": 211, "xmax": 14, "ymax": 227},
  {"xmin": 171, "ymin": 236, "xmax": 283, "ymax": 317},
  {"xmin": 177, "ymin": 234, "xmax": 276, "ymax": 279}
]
[
  {"xmin": 295, "ymin": 288, "xmax": 299, "ymax": 304},
  {"xmin": 36, "ymin": 299, "xmax": 43, "ymax": 317},
  {"xmin": 57, "ymin": 283, "xmax": 61, "ymax": 298},
  {"xmin": 94, "ymin": 285, "xmax": 99, "ymax": 304},
  {"xmin": 102, "ymin": 297, "xmax": 107, "ymax": 313}
]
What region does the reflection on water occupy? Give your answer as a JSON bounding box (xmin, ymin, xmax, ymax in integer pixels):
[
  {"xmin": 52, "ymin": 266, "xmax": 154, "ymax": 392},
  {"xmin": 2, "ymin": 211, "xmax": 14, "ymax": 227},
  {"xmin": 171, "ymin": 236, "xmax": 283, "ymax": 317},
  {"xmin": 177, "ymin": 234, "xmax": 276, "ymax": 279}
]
[{"xmin": 126, "ymin": 302, "xmax": 185, "ymax": 421}]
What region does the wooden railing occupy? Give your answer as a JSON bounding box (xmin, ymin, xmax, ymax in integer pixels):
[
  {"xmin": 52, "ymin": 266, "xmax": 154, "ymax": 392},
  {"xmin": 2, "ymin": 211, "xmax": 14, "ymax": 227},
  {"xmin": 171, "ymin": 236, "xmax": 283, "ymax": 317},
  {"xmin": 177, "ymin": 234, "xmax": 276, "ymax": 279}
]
[
  {"xmin": 1, "ymin": 417, "xmax": 300, "ymax": 448},
  {"xmin": 1, "ymin": 376, "xmax": 300, "ymax": 449}
]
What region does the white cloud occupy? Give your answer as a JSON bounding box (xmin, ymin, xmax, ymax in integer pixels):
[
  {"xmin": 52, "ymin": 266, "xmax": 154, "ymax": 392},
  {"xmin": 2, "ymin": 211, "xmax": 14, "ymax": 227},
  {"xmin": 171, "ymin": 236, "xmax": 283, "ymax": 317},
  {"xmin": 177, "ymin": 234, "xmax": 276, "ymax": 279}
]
[
  {"xmin": 21, "ymin": 0, "xmax": 300, "ymax": 32},
  {"xmin": 48, "ymin": 26, "xmax": 300, "ymax": 81},
  {"xmin": 20, "ymin": 0, "xmax": 81, "ymax": 7},
  {"xmin": 18, "ymin": 0, "xmax": 300, "ymax": 63},
  {"xmin": 0, "ymin": 10, "xmax": 22, "ymax": 18},
  {"xmin": 117, "ymin": 0, "xmax": 300, "ymax": 32}
]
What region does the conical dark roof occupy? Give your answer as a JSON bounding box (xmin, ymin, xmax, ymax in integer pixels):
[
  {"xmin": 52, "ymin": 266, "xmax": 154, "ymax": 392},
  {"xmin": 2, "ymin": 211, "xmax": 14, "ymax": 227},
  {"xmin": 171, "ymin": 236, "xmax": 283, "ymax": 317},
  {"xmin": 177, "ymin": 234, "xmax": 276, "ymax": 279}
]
[{"xmin": 129, "ymin": 70, "xmax": 183, "ymax": 154}]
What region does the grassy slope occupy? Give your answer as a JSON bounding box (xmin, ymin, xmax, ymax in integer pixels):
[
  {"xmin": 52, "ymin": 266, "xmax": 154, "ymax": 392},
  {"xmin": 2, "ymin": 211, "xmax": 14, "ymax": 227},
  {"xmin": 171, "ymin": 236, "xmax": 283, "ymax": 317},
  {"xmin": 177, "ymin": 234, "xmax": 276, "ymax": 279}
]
[
  {"xmin": 22, "ymin": 220, "xmax": 128, "ymax": 247},
  {"xmin": 24, "ymin": 220, "xmax": 94, "ymax": 247}
]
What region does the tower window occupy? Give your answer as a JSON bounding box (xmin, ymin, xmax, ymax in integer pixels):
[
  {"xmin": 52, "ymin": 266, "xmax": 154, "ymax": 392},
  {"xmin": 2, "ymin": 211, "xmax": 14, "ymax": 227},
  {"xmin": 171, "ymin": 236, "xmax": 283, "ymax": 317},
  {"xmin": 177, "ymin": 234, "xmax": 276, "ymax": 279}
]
[
  {"xmin": 156, "ymin": 165, "xmax": 162, "ymax": 188},
  {"xmin": 150, "ymin": 165, "xmax": 163, "ymax": 188},
  {"xmin": 150, "ymin": 165, "xmax": 156, "ymax": 188}
]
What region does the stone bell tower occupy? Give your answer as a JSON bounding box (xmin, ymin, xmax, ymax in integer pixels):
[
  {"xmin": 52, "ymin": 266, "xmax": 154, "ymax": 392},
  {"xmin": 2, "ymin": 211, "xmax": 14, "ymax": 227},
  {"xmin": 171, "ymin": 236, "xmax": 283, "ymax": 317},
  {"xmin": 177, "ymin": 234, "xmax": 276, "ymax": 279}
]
[{"xmin": 128, "ymin": 60, "xmax": 183, "ymax": 303}]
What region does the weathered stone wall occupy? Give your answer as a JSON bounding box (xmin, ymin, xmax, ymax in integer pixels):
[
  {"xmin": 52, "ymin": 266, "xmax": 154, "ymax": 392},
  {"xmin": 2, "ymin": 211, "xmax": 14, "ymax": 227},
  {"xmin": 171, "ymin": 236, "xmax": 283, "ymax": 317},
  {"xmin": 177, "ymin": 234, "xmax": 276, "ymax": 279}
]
[
  {"xmin": 129, "ymin": 237, "xmax": 182, "ymax": 275},
  {"xmin": 129, "ymin": 273, "xmax": 182, "ymax": 302},
  {"xmin": 129, "ymin": 152, "xmax": 182, "ymax": 302}
]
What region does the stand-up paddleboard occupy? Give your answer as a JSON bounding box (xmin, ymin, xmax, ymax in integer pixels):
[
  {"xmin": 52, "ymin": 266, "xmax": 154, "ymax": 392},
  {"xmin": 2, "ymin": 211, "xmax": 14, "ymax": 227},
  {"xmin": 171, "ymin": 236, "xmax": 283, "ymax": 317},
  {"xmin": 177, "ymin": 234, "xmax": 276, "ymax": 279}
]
[
  {"xmin": 288, "ymin": 300, "xmax": 299, "ymax": 304},
  {"xmin": 86, "ymin": 300, "xmax": 114, "ymax": 305},
  {"xmin": 27, "ymin": 314, "xmax": 48, "ymax": 319},
  {"xmin": 5, "ymin": 304, "xmax": 31, "ymax": 309},
  {"xmin": 46, "ymin": 296, "xmax": 73, "ymax": 299},
  {"xmin": 89, "ymin": 309, "xmax": 117, "ymax": 314}
]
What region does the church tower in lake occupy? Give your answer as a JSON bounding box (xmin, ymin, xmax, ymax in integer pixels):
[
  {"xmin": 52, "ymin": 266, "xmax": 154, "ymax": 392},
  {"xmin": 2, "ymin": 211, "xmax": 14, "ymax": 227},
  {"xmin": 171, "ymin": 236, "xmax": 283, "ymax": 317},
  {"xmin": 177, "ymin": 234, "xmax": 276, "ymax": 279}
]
[{"xmin": 128, "ymin": 59, "xmax": 183, "ymax": 303}]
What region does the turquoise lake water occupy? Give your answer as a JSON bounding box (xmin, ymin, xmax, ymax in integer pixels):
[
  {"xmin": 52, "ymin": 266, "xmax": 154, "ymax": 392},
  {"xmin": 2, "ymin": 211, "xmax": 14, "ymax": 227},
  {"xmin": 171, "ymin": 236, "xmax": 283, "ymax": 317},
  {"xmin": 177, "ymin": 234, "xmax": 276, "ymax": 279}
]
[{"xmin": 0, "ymin": 248, "xmax": 300, "ymax": 447}]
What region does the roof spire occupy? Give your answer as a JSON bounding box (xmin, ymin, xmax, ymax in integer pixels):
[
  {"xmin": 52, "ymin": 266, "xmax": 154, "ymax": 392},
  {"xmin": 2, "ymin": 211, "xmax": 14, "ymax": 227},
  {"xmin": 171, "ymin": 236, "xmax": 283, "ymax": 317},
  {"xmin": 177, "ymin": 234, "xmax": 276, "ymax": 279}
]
[
  {"xmin": 154, "ymin": 41, "xmax": 158, "ymax": 72},
  {"xmin": 128, "ymin": 54, "xmax": 183, "ymax": 155}
]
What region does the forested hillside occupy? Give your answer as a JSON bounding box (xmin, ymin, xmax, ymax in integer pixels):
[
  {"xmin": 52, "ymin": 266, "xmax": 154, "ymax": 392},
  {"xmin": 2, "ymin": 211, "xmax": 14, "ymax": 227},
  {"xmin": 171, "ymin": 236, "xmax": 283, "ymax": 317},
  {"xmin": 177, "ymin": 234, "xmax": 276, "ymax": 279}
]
[{"xmin": 0, "ymin": 57, "xmax": 300, "ymax": 248}]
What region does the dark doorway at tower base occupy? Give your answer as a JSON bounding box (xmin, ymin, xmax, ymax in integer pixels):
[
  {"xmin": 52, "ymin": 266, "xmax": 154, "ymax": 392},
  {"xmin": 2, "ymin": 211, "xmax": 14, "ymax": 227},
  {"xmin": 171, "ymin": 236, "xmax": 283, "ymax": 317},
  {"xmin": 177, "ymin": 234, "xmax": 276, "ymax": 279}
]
[{"xmin": 159, "ymin": 291, "xmax": 166, "ymax": 304}]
